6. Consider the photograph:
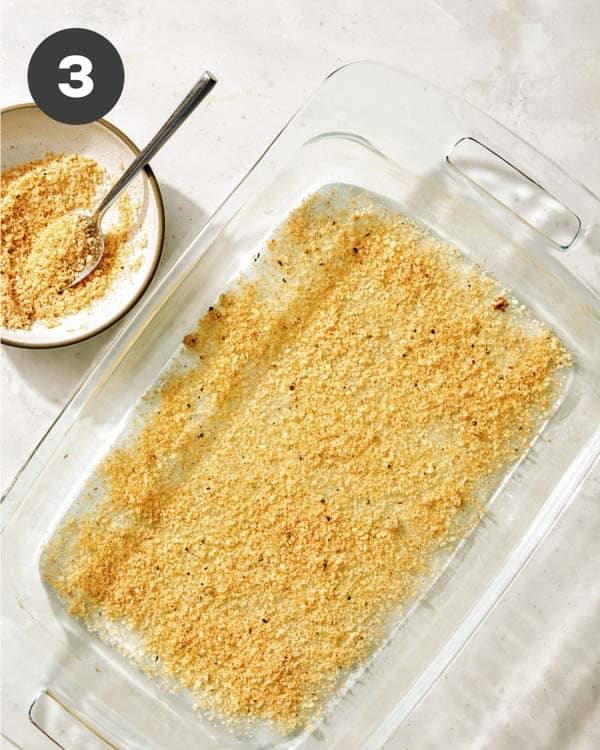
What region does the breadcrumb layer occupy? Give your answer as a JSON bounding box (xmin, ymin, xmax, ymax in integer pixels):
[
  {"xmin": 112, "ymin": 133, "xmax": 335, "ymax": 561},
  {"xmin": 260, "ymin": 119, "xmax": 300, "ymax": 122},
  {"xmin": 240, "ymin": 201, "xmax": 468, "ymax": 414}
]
[{"xmin": 43, "ymin": 192, "xmax": 571, "ymax": 732}]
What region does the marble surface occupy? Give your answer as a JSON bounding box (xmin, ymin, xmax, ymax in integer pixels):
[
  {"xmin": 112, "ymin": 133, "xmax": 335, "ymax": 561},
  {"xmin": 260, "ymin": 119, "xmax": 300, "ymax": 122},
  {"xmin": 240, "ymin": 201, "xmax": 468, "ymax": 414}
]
[{"xmin": 1, "ymin": 1, "xmax": 599, "ymax": 748}]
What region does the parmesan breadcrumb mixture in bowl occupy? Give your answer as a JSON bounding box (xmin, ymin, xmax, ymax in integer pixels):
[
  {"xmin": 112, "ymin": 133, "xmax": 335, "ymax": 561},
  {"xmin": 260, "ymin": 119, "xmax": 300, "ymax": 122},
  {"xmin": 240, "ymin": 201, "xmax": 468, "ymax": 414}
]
[
  {"xmin": 1, "ymin": 153, "xmax": 135, "ymax": 330},
  {"xmin": 24, "ymin": 213, "xmax": 100, "ymax": 295},
  {"xmin": 43, "ymin": 191, "xmax": 571, "ymax": 734}
]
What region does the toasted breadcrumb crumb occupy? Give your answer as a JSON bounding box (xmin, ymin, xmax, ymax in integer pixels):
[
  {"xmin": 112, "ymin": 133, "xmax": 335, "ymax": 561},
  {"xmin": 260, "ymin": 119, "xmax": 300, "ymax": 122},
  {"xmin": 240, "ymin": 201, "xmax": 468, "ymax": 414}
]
[
  {"xmin": 43, "ymin": 192, "xmax": 571, "ymax": 733},
  {"xmin": 1, "ymin": 153, "xmax": 135, "ymax": 329},
  {"xmin": 23, "ymin": 213, "xmax": 100, "ymax": 295}
]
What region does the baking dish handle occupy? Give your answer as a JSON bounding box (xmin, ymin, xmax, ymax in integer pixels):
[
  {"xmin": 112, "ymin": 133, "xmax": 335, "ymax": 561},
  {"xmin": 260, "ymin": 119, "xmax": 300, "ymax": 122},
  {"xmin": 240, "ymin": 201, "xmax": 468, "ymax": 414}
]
[
  {"xmin": 319, "ymin": 64, "xmax": 600, "ymax": 296},
  {"xmin": 29, "ymin": 691, "xmax": 117, "ymax": 750},
  {"xmin": 445, "ymin": 134, "xmax": 600, "ymax": 297}
]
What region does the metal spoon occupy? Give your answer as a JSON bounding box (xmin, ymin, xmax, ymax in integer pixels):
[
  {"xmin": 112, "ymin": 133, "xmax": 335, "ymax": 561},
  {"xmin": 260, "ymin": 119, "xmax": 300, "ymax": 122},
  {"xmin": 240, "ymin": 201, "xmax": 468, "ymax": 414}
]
[{"xmin": 68, "ymin": 71, "xmax": 217, "ymax": 287}]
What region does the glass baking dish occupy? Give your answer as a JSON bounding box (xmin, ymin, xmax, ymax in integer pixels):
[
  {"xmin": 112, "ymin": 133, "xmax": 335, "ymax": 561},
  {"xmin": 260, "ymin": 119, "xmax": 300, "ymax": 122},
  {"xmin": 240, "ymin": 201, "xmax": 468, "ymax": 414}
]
[{"xmin": 2, "ymin": 62, "xmax": 599, "ymax": 750}]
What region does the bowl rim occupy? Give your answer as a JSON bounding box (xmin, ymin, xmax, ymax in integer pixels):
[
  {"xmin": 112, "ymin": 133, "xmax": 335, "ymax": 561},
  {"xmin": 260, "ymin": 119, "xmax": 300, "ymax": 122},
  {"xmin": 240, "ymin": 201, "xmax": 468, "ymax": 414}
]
[{"xmin": 1, "ymin": 102, "xmax": 166, "ymax": 349}]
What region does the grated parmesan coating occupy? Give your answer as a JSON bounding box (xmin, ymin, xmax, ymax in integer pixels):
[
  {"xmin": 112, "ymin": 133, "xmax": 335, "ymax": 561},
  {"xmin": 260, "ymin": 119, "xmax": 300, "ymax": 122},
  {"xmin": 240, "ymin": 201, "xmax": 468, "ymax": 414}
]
[
  {"xmin": 43, "ymin": 192, "xmax": 571, "ymax": 733},
  {"xmin": 1, "ymin": 153, "xmax": 135, "ymax": 329}
]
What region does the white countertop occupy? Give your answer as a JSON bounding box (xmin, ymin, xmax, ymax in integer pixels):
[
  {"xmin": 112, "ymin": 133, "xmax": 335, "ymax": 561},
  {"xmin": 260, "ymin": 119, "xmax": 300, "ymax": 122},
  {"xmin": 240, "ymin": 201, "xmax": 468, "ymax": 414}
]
[{"xmin": 2, "ymin": 1, "xmax": 599, "ymax": 748}]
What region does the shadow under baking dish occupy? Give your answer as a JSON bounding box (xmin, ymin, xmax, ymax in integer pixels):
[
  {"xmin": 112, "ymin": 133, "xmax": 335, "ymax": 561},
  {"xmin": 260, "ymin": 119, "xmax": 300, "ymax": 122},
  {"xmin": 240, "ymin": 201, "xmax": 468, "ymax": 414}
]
[{"xmin": 3, "ymin": 122, "xmax": 599, "ymax": 750}]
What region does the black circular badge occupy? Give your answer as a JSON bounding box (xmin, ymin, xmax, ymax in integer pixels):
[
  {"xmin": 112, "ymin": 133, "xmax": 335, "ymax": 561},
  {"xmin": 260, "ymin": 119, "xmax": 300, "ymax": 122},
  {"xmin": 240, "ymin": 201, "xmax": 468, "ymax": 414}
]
[{"xmin": 28, "ymin": 28, "xmax": 124, "ymax": 125}]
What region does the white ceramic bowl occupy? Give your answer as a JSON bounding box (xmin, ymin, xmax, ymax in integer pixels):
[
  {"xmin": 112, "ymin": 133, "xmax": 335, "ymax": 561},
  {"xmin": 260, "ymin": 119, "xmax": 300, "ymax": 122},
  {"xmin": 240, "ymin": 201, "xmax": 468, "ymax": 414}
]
[{"xmin": 1, "ymin": 104, "xmax": 164, "ymax": 348}]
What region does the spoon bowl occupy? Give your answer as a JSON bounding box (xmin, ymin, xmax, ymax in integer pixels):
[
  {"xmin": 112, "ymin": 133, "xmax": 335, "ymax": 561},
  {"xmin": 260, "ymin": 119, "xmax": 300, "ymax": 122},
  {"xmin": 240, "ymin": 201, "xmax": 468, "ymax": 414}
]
[{"xmin": 65, "ymin": 211, "xmax": 105, "ymax": 288}]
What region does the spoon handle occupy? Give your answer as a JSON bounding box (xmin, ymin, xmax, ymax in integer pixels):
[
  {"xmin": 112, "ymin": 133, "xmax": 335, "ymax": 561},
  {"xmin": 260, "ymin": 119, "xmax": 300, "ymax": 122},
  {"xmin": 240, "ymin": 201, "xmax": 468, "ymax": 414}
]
[{"xmin": 94, "ymin": 71, "xmax": 217, "ymax": 221}]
